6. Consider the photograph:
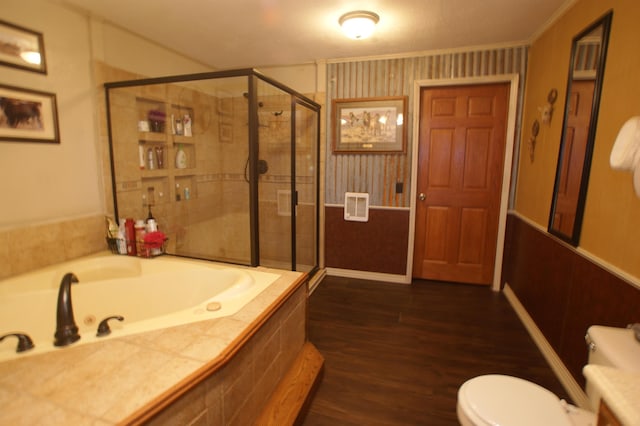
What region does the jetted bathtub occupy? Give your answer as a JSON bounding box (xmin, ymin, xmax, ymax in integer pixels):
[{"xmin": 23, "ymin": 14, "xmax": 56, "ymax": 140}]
[{"xmin": 0, "ymin": 253, "xmax": 280, "ymax": 362}]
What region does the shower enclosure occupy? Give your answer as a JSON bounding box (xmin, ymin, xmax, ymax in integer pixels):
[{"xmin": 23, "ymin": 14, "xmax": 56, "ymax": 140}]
[{"xmin": 104, "ymin": 69, "xmax": 320, "ymax": 273}]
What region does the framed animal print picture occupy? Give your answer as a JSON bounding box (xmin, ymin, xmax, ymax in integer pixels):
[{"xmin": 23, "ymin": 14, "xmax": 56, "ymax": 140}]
[
  {"xmin": 0, "ymin": 84, "xmax": 59, "ymax": 144},
  {"xmin": 332, "ymin": 96, "xmax": 407, "ymax": 153}
]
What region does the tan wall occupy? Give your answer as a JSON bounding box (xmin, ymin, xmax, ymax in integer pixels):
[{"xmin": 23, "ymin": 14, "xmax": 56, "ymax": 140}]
[
  {"xmin": 516, "ymin": 0, "xmax": 640, "ymax": 280},
  {"xmin": 0, "ymin": 1, "xmax": 102, "ymax": 229}
]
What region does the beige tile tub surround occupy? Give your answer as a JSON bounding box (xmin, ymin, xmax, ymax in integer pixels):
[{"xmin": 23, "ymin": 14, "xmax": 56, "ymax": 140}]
[
  {"xmin": 0, "ymin": 215, "xmax": 106, "ymax": 280},
  {"xmin": 0, "ymin": 261, "xmax": 309, "ymax": 425}
]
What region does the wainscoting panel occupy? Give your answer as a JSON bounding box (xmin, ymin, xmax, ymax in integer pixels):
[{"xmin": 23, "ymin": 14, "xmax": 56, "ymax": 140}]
[
  {"xmin": 325, "ymin": 206, "xmax": 409, "ymax": 275},
  {"xmin": 502, "ymin": 213, "xmax": 640, "ymax": 386}
]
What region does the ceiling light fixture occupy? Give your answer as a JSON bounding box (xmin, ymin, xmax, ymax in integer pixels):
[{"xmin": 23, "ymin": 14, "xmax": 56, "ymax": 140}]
[{"xmin": 339, "ymin": 10, "xmax": 379, "ymax": 40}]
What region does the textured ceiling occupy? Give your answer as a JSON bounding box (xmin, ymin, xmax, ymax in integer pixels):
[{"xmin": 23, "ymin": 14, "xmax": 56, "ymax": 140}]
[{"xmin": 61, "ymin": 0, "xmax": 575, "ymax": 69}]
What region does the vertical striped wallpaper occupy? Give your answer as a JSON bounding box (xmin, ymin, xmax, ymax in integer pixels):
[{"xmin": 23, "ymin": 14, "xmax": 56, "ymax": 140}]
[
  {"xmin": 574, "ymin": 40, "xmax": 601, "ymax": 72},
  {"xmin": 325, "ymin": 45, "xmax": 528, "ymax": 207}
]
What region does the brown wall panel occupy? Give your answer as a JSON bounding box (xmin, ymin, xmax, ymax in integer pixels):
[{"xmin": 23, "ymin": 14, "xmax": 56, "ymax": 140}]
[
  {"xmin": 503, "ymin": 214, "xmax": 640, "ymax": 386},
  {"xmin": 504, "ymin": 216, "xmax": 574, "ymax": 349},
  {"xmin": 325, "ymin": 206, "xmax": 409, "ymax": 275}
]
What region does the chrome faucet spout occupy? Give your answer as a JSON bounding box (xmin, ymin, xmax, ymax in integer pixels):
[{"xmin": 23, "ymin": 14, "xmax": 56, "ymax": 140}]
[{"xmin": 54, "ymin": 272, "xmax": 81, "ymax": 347}]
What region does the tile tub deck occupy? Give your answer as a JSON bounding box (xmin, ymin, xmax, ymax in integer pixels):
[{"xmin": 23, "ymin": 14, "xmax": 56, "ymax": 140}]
[{"xmin": 0, "ymin": 260, "xmax": 309, "ymax": 425}]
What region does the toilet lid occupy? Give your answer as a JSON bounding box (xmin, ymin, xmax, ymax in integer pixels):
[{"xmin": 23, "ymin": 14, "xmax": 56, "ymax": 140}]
[{"xmin": 459, "ymin": 375, "xmax": 572, "ymax": 426}]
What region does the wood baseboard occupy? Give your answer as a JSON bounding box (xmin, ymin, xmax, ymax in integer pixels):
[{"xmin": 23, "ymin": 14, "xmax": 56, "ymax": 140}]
[{"xmin": 255, "ymin": 342, "xmax": 324, "ymax": 425}]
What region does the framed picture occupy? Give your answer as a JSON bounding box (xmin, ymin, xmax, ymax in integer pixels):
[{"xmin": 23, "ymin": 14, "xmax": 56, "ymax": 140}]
[
  {"xmin": 0, "ymin": 84, "xmax": 60, "ymax": 144},
  {"xmin": 333, "ymin": 96, "xmax": 407, "ymax": 153},
  {"xmin": 0, "ymin": 19, "xmax": 47, "ymax": 74}
]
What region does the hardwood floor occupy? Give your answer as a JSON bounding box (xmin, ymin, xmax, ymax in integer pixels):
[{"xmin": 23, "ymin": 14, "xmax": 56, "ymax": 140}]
[{"xmin": 303, "ymin": 276, "xmax": 571, "ymax": 425}]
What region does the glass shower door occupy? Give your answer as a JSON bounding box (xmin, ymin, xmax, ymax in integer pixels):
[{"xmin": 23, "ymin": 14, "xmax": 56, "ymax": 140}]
[
  {"xmin": 255, "ymin": 80, "xmax": 319, "ymax": 272},
  {"xmin": 294, "ymin": 101, "xmax": 318, "ymax": 272},
  {"xmin": 256, "ymin": 80, "xmax": 292, "ymax": 270}
]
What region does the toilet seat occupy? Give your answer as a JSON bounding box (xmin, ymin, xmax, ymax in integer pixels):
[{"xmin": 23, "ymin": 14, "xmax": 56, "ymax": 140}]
[{"xmin": 457, "ymin": 375, "xmax": 573, "ymax": 426}]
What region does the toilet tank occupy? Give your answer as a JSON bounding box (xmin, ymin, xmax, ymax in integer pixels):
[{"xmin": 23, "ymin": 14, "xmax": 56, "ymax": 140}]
[
  {"xmin": 584, "ymin": 325, "xmax": 640, "ymax": 410},
  {"xmin": 585, "ymin": 325, "xmax": 640, "ymax": 371}
]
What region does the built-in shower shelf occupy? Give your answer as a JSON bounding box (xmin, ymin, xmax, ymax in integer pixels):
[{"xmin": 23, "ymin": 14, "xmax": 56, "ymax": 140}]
[
  {"xmin": 173, "ymin": 169, "xmax": 195, "ymax": 176},
  {"xmin": 141, "ymin": 169, "xmax": 167, "ymax": 178},
  {"xmin": 110, "ymin": 93, "xmax": 202, "ymax": 218},
  {"xmin": 139, "ymin": 132, "xmax": 166, "ymax": 143},
  {"xmin": 172, "ymin": 135, "xmax": 195, "ymax": 144}
]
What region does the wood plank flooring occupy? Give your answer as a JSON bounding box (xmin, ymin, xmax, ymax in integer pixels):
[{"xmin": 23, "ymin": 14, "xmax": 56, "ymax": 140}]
[{"xmin": 302, "ymin": 276, "xmax": 571, "ymax": 425}]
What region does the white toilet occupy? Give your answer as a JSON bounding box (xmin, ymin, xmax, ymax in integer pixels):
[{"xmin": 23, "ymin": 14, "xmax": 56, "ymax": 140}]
[{"xmin": 456, "ymin": 325, "xmax": 639, "ymax": 426}]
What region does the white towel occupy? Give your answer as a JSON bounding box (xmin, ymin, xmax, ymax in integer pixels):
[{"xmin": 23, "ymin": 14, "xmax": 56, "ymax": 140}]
[{"xmin": 611, "ymin": 116, "xmax": 640, "ymax": 197}]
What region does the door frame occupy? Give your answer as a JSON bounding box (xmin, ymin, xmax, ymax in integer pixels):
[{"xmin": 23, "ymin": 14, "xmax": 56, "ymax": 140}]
[{"xmin": 407, "ymin": 75, "xmax": 520, "ymax": 291}]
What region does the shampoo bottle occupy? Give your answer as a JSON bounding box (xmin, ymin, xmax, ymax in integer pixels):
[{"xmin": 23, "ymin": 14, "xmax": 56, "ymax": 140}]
[
  {"xmin": 125, "ymin": 218, "xmax": 137, "ymax": 256},
  {"xmin": 117, "ymin": 219, "xmax": 127, "ymax": 254},
  {"xmin": 135, "ymin": 220, "xmax": 147, "ymax": 257},
  {"xmin": 175, "ymin": 144, "xmax": 187, "ymax": 169},
  {"xmin": 183, "ymin": 114, "xmax": 192, "ymax": 137}
]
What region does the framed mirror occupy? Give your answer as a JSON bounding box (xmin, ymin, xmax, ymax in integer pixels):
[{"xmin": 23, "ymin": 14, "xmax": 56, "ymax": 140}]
[{"xmin": 548, "ymin": 11, "xmax": 613, "ymax": 245}]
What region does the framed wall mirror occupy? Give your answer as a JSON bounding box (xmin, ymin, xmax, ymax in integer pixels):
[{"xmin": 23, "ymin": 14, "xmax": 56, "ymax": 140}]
[{"xmin": 548, "ymin": 11, "xmax": 613, "ymax": 245}]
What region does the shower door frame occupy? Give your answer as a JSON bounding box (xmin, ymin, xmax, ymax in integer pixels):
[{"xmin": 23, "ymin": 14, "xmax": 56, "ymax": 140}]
[
  {"xmin": 104, "ymin": 68, "xmax": 321, "ymax": 274},
  {"xmin": 249, "ymin": 72, "xmax": 321, "ymax": 273}
]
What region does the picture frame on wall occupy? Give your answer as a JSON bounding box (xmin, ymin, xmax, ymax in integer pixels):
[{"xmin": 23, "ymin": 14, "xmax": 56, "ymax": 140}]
[
  {"xmin": 333, "ymin": 96, "xmax": 407, "ymax": 153},
  {"xmin": 0, "ymin": 19, "xmax": 47, "ymax": 74},
  {"xmin": 0, "ymin": 84, "xmax": 60, "ymax": 144}
]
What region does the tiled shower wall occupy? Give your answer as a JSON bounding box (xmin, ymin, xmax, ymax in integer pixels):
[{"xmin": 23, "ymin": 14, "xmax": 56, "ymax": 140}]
[{"xmin": 99, "ymin": 63, "xmax": 320, "ymax": 267}]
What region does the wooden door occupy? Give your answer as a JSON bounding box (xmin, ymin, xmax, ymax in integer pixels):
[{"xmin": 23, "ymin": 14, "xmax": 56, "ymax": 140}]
[
  {"xmin": 413, "ymin": 83, "xmax": 509, "ymax": 285},
  {"xmin": 552, "ymin": 79, "xmax": 595, "ymax": 235}
]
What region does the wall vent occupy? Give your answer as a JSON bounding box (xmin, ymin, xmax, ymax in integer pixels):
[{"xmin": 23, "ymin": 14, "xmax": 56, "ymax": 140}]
[{"xmin": 344, "ymin": 192, "xmax": 369, "ymax": 222}]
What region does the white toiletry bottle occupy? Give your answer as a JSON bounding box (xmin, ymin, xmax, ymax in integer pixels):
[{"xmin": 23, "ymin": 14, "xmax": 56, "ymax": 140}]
[
  {"xmin": 175, "ymin": 144, "xmax": 187, "ymax": 169},
  {"xmin": 139, "ymin": 146, "xmax": 145, "ymax": 170},
  {"xmin": 145, "ymin": 219, "xmax": 162, "ymax": 256},
  {"xmin": 117, "ymin": 219, "xmax": 127, "ymax": 254},
  {"xmin": 147, "ymin": 148, "xmax": 155, "ymax": 170},
  {"xmin": 183, "ymin": 114, "xmax": 192, "ymax": 137}
]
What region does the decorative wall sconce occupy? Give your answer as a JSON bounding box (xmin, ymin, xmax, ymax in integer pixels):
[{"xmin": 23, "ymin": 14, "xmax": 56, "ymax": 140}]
[
  {"xmin": 528, "ymin": 119, "xmax": 540, "ymax": 163},
  {"xmin": 610, "ymin": 116, "xmax": 640, "ymax": 197},
  {"xmin": 539, "ymin": 88, "xmax": 558, "ymax": 124}
]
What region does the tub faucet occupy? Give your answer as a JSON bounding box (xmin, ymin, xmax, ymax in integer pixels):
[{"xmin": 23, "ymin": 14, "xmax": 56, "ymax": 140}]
[{"xmin": 54, "ymin": 272, "xmax": 81, "ymax": 347}]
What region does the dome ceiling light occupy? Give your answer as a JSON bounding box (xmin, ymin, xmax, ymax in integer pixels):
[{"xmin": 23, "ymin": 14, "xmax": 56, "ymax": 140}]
[{"xmin": 339, "ymin": 10, "xmax": 380, "ymax": 40}]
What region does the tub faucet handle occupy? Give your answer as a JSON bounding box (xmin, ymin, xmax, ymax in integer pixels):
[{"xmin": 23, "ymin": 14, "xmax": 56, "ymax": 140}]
[
  {"xmin": 97, "ymin": 315, "xmax": 125, "ymax": 337},
  {"xmin": 0, "ymin": 333, "xmax": 35, "ymax": 353}
]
